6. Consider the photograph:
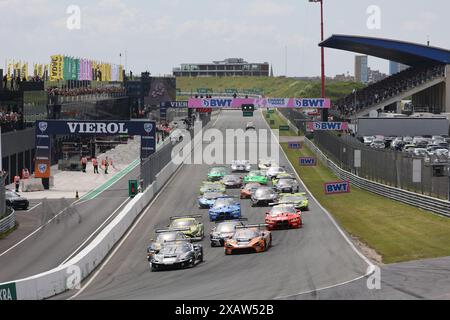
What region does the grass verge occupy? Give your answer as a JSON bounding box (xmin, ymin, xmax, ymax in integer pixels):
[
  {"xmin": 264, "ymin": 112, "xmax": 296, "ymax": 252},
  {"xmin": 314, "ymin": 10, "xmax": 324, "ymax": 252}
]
[
  {"xmin": 267, "ymin": 115, "xmax": 450, "ymax": 264},
  {"xmin": 263, "ymin": 110, "xmax": 297, "ymax": 137}
]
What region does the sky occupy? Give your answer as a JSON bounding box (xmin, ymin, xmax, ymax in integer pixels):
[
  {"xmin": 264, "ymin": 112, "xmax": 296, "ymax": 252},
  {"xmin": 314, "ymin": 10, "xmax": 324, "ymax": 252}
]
[{"xmin": 0, "ymin": 0, "xmax": 449, "ymax": 77}]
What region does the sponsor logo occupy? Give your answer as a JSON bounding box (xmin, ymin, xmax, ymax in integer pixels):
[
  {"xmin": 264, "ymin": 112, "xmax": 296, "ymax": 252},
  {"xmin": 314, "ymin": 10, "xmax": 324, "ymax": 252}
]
[
  {"xmin": 299, "ymin": 157, "xmax": 316, "ymax": 166},
  {"xmin": 288, "ymin": 142, "xmax": 302, "ymax": 149},
  {"xmin": 144, "ymin": 123, "xmax": 154, "ymax": 134},
  {"xmin": 66, "ymin": 122, "xmax": 129, "ymax": 134},
  {"xmin": 38, "ymin": 164, "xmax": 47, "ymax": 174},
  {"xmin": 308, "ymin": 122, "xmax": 348, "ymax": 131},
  {"xmin": 38, "ymin": 122, "xmax": 48, "ymax": 132},
  {"xmin": 267, "ymin": 98, "xmax": 286, "ymax": 106},
  {"xmin": 324, "ymin": 181, "xmax": 350, "ymax": 195}
]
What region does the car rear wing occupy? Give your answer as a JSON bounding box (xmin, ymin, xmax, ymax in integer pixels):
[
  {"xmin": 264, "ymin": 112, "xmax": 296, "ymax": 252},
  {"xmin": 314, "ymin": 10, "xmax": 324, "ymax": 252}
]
[
  {"xmin": 236, "ymin": 224, "xmax": 269, "ymax": 229},
  {"xmin": 170, "ymin": 215, "xmax": 203, "ymax": 221},
  {"xmin": 155, "ymin": 228, "xmax": 190, "ymax": 234}
]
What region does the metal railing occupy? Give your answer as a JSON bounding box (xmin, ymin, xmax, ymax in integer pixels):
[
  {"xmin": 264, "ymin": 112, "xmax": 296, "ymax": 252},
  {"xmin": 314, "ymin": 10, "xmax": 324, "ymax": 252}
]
[
  {"xmin": 0, "ymin": 208, "xmax": 16, "ymax": 234},
  {"xmin": 305, "ymin": 138, "xmax": 450, "ymax": 217}
]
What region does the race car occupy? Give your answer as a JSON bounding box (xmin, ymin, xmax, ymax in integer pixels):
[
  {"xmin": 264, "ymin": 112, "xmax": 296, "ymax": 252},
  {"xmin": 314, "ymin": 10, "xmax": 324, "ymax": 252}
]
[
  {"xmin": 266, "ymin": 166, "xmax": 287, "ymax": 180},
  {"xmin": 276, "ymin": 193, "xmax": 309, "ymax": 211},
  {"xmin": 265, "ymin": 204, "xmax": 302, "ymax": 230},
  {"xmin": 245, "ymin": 122, "xmax": 256, "ymax": 131},
  {"xmin": 207, "ymin": 166, "xmax": 228, "ymax": 181},
  {"xmin": 221, "ymin": 175, "xmax": 243, "ymax": 188},
  {"xmin": 271, "ymin": 173, "xmax": 295, "ymax": 185},
  {"xmin": 149, "ymin": 240, "xmax": 203, "ymax": 271},
  {"xmin": 169, "ymin": 215, "xmax": 205, "ymax": 239},
  {"xmin": 240, "ymin": 182, "xmax": 262, "ymax": 199},
  {"xmin": 231, "ymin": 160, "xmax": 252, "ymax": 172},
  {"xmin": 251, "ymin": 186, "xmax": 278, "ymax": 207},
  {"xmin": 274, "ymin": 178, "xmax": 300, "ymax": 193},
  {"xmin": 147, "ymin": 229, "xmax": 191, "ymax": 260},
  {"xmin": 224, "ymin": 224, "xmax": 272, "ymax": 255},
  {"xmin": 258, "ymin": 159, "xmax": 278, "ymax": 170},
  {"xmin": 208, "ymin": 196, "xmax": 242, "ymax": 221},
  {"xmin": 210, "ymin": 219, "xmax": 247, "ymax": 247},
  {"xmin": 198, "ymin": 191, "xmax": 225, "ymax": 209},
  {"xmin": 199, "ymin": 181, "xmax": 226, "ymax": 195},
  {"xmin": 243, "ymin": 170, "xmax": 269, "ymax": 185}
]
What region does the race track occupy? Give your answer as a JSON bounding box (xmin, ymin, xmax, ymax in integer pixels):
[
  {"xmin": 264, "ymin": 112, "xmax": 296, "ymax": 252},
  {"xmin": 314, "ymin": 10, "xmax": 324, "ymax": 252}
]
[{"xmin": 66, "ymin": 110, "xmax": 371, "ymax": 300}]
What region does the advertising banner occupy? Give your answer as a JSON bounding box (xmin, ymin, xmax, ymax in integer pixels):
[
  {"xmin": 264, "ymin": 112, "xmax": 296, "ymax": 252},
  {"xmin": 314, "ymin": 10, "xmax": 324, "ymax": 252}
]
[
  {"xmin": 299, "ymin": 157, "xmax": 317, "ymax": 166},
  {"xmin": 160, "ymin": 101, "xmax": 189, "ymax": 108},
  {"xmin": 307, "ymin": 122, "xmax": 349, "ymax": 131},
  {"xmin": 50, "ymin": 55, "xmax": 63, "ymax": 81},
  {"xmin": 34, "ymin": 159, "xmax": 51, "ymax": 179},
  {"xmin": 324, "ymin": 181, "xmax": 351, "ymax": 195},
  {"xmin": 0, "ymin": 283, "xmax": 17, "ymax": 300},
  {"xmin": 188, "ymin": 98, "xmax": 331, "ymax": 109}
]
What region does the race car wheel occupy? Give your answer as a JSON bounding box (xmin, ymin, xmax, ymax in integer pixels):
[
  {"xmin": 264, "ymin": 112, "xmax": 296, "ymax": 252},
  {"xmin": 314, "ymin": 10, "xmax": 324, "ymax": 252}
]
[
  {"xmin": 199, "ymin": 248, "xmax": 204, "ymax": 262},
  {"xmin": 151, "ymin": 264, "xmax": 157, "ymax": 272},
  {"xmin": 189, "ymin": 258, "xmax": 195, "ymax": 268}
]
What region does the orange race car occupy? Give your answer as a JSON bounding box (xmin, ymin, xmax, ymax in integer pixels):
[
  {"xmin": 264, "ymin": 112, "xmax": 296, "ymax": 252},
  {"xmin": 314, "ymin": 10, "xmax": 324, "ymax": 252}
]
[
  {"xmin": 224, "ymin": 224, "xmax": 272, "ymax": 255},
  {"xmin": 240, "ymin": 183, "xmax": 262, "ymax": 199}
]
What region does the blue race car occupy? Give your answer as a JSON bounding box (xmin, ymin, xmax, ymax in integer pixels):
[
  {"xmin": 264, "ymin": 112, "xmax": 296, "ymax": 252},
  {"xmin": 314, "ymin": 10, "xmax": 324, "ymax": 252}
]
[
  {"xmin": 208, "ymin": 197, "xmax": 241, "ymax": 222},
  {"xmin": 198, "ymin": 191, "xmax": 226, "ymax": 209}
]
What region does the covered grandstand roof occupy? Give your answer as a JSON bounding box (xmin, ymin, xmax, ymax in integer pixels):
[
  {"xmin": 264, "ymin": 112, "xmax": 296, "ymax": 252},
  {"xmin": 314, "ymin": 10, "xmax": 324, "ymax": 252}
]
[{"xmin": 319, "ymin": 35, "xmax": 450, "ymax": 66}]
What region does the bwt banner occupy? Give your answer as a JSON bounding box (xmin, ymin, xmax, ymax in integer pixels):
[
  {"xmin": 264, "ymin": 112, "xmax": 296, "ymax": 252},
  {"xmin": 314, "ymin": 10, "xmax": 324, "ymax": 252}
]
[
  {"xmin": 299, "ymin": 157, "xmax": 317, "ymax": 166},
  {"xmin": 307, "ymin": 122, "xmax": 349, "ymax": 131},
  {"xmin": 324, "ymin": 181, "xmax": 351, "ymax": 195},
  {"xmin": 188, "ymin": 98, "xmax": 331, "ymax": 109}
]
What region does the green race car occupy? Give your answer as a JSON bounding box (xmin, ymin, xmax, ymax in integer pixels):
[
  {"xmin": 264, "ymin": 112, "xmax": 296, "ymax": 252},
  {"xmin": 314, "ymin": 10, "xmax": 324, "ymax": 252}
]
[
  {"xmin": 207, "ymin": 167, "xmax": 228, "ymax": 181},
  {"xmin": 199, "ymin": 181, "xmax": 226, "ymax": 195},
  {"xmin": 169, "ymin": 215, "xmax": 205, "ymax": 240},
  {"xmin": 277, "ymin": 193, "xmax": 309, "ymax": 210},
  {"xmin": 243, "ymin": 170, "xmax": 269, "ymax": 185}
]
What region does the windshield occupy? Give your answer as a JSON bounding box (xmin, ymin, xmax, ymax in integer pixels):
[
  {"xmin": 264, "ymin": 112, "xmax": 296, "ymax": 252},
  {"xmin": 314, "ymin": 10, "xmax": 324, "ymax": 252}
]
[
  {"xmin": 171, "ymin": 219, "xmax": 195, "ymax": 228},
  {"xmin": 255, "ymin": 188, "xmax": 273, "ymax": 197},
  {"xmin": 234, "ymin": 229, "xmax": 259, "ymax": 239},
  {"xmin": 270, "ymin": 206, "xmax": 297, "ymax": 216},
  {"xmin": 210, "ymin": 168, "xmax": 226, "ymax": 174},
  {"xmin": 213, "ymin": 198, "xmax": 235, "ymax": 208},
  {"xmin": 160, "ymin": 244, "xmax": 191, "ymax": 254},
  {"xmin": 245, "ymin": 183, "xmax": 260, "ymax": 190},
  {"xmin": 277, "ymin": 179, "xmax": 295, "ymax": 186},
  {"xmin": 281, "ymin": 195, "xmax": 306, "ymax": 202},
  {"xmin": 216, "ymin": 222, "xmax": 240, "ymax": 233},
  {"xmin": 248, "ymin": 171, "xmax": 263, "ymax": 177},
  {"xmin": 157, "ymin": 232, "xmax": 183, "ymax": 242},
  {"xmin": 203, "ymin": 192, "xmax": 222, "ymax": 200}
]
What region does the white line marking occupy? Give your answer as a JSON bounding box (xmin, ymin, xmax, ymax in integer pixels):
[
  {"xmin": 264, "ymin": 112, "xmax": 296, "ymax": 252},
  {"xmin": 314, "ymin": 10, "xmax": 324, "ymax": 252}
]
[
  {"xmin": 26, "ymin": 202, "xmax": 42, "ymax": 212},
  {"xmin": 59, "ymin": 198, "xmax": 130, "ymax": 266},
  {"xmin": 68, "ymin": 164, "xmax": 185, "ymax": 300}
]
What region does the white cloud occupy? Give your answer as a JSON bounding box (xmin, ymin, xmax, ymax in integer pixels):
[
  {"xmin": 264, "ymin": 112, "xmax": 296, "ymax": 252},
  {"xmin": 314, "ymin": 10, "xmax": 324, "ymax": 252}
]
[{"xmin": 246, "ymin": 0, "xmax": 294, "ymax": 17}]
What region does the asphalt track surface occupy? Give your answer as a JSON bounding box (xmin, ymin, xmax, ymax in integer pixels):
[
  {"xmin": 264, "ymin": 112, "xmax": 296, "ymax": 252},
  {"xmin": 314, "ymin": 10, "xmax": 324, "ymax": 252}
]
[
  {"xmin": 66, "ymin": 110, "xmax": 372, "ymax": 300},
  {"xmin": 0, "ymin": 165, "xmax": 139, "ymax": 283}
]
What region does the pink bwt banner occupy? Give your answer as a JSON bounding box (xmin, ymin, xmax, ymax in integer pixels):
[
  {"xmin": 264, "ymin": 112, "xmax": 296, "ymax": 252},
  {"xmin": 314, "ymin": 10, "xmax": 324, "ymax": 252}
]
[
  {"xmin": 307, "ymin": 122, "xmax": 349, "ymax": 131},
  {"xmin": 324, "ymin": 181, "xmax": 351, "ymax": 195},
  {"xmin": 299, "ymin": 157, "xmax": 317, "ymax": 166},
  {"xmin": 188, "ymin": 98, "xmax": 331, "ymax": 109}
]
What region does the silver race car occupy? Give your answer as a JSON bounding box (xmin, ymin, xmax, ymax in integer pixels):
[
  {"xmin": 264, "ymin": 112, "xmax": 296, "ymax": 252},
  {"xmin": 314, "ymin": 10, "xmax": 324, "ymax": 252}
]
[
  {"xmin": 149, "ymin": 240, "xmax": 204, "ymax": 271},
  {"xmin": 210, "ymin": 219, "xmax": 247, "ymax": 247},
  {"xmin": 147, "ymin": 229, "xmax": 191, "ymax": 261},
  {"xmin": 231, "ymin": 160, "xmax": 252, "ymax": 172}
]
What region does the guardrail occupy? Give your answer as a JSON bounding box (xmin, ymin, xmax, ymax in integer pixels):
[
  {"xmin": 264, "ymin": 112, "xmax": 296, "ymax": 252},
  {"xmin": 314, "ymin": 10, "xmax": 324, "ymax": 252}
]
[
  {"xmin": 275, "ymin": 109, "xmax": 300, "ymax": 135},
  {"xmin": 305, "ymin": 138, "xmax": 450, "ymax": 217},
  {"xmin": 0, "ymin": 209, "xmax": 15, "ymax": 234}
]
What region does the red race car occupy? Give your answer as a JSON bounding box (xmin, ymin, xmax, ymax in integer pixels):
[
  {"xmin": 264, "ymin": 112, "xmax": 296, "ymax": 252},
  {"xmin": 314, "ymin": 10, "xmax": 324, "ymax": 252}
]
[{"xmin": 265, "ymin": 204, "xmax": 302, "ymax": 230}]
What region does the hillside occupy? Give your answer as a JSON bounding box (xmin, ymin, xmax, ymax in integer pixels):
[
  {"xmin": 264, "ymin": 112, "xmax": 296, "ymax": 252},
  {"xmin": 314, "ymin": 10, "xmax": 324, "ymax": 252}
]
[{"xmin": 176, "ymin": 77, "xmax": 364, "ymax": 101}]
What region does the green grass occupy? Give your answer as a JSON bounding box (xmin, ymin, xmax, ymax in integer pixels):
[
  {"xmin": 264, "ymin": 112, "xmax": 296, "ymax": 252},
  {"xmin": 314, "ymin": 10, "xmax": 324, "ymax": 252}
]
[
  {"xmin": 267, "ymin": 113, "xmax": 450, "ymax": 264},
  {"xmin": 177, "ymin": 77, "xmax": 363, "ymax": 101},
  {"xmin": 0, "ymin": 222, "xmax": 19, "ymax": 240},
  {"xmin": 263, "ymin": 111, "xmax": 297, "ymax": 137}
]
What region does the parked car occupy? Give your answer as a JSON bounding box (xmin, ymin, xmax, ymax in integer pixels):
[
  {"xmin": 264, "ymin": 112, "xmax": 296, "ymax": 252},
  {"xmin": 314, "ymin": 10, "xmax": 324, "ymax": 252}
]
[
  {"xmin": 412, "ymin": 148, "xmax": 427, "ymax": 157},
  {"xmin": 370, "ymin": 140, "xmax": 385, "ymax": 149},
  {"xmin": 5, "ymin": 190, "xmax": 29, "ymax": 210},
  {"xmin": 363, "ymin": 136, "xmax": 375, "ymax": 146}
]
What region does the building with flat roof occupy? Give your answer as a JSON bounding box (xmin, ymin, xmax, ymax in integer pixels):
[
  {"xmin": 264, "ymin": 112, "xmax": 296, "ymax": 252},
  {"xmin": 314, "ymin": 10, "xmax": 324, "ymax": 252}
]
[
  {"xmin": 173, "ymin": 58, "xmax": 270, "ymax": 77},
  {"xmin": 355, "ymin": 55, "xmax": 368, "ymax": 84}
]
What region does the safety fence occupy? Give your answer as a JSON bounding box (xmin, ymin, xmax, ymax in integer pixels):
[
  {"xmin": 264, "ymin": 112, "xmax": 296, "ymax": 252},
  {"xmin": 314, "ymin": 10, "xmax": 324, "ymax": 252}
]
[
  {"xmin": 305, "ymin": 138, "xmax": 450, "ymax": 217},
  {"xmin": 313, "ymin": 131, "xmax": 449, "ymax": 200},
  {"xmin": 0, "ymin": 208, "xmax": 15, "ymax": 234}
]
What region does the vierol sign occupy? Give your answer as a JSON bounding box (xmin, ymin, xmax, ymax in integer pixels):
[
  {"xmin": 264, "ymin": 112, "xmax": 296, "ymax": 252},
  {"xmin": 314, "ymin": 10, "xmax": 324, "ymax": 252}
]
[
  {"xmin": 324, "ymin": 181, "xmax": 351, "ymax": 195},
  {"xmin": 34, "ymin": 120, "xmax": 156, "ymax": 178},
  {"xmin": 307, "ymin": 122, "xmax": 349, "ymax": 131}
]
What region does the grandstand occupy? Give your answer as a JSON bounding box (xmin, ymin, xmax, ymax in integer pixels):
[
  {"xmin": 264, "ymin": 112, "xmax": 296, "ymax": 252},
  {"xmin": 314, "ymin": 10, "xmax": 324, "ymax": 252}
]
[{"xmin": 320, "ymin": 35, "xmax": 450, "ymax": 120}]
